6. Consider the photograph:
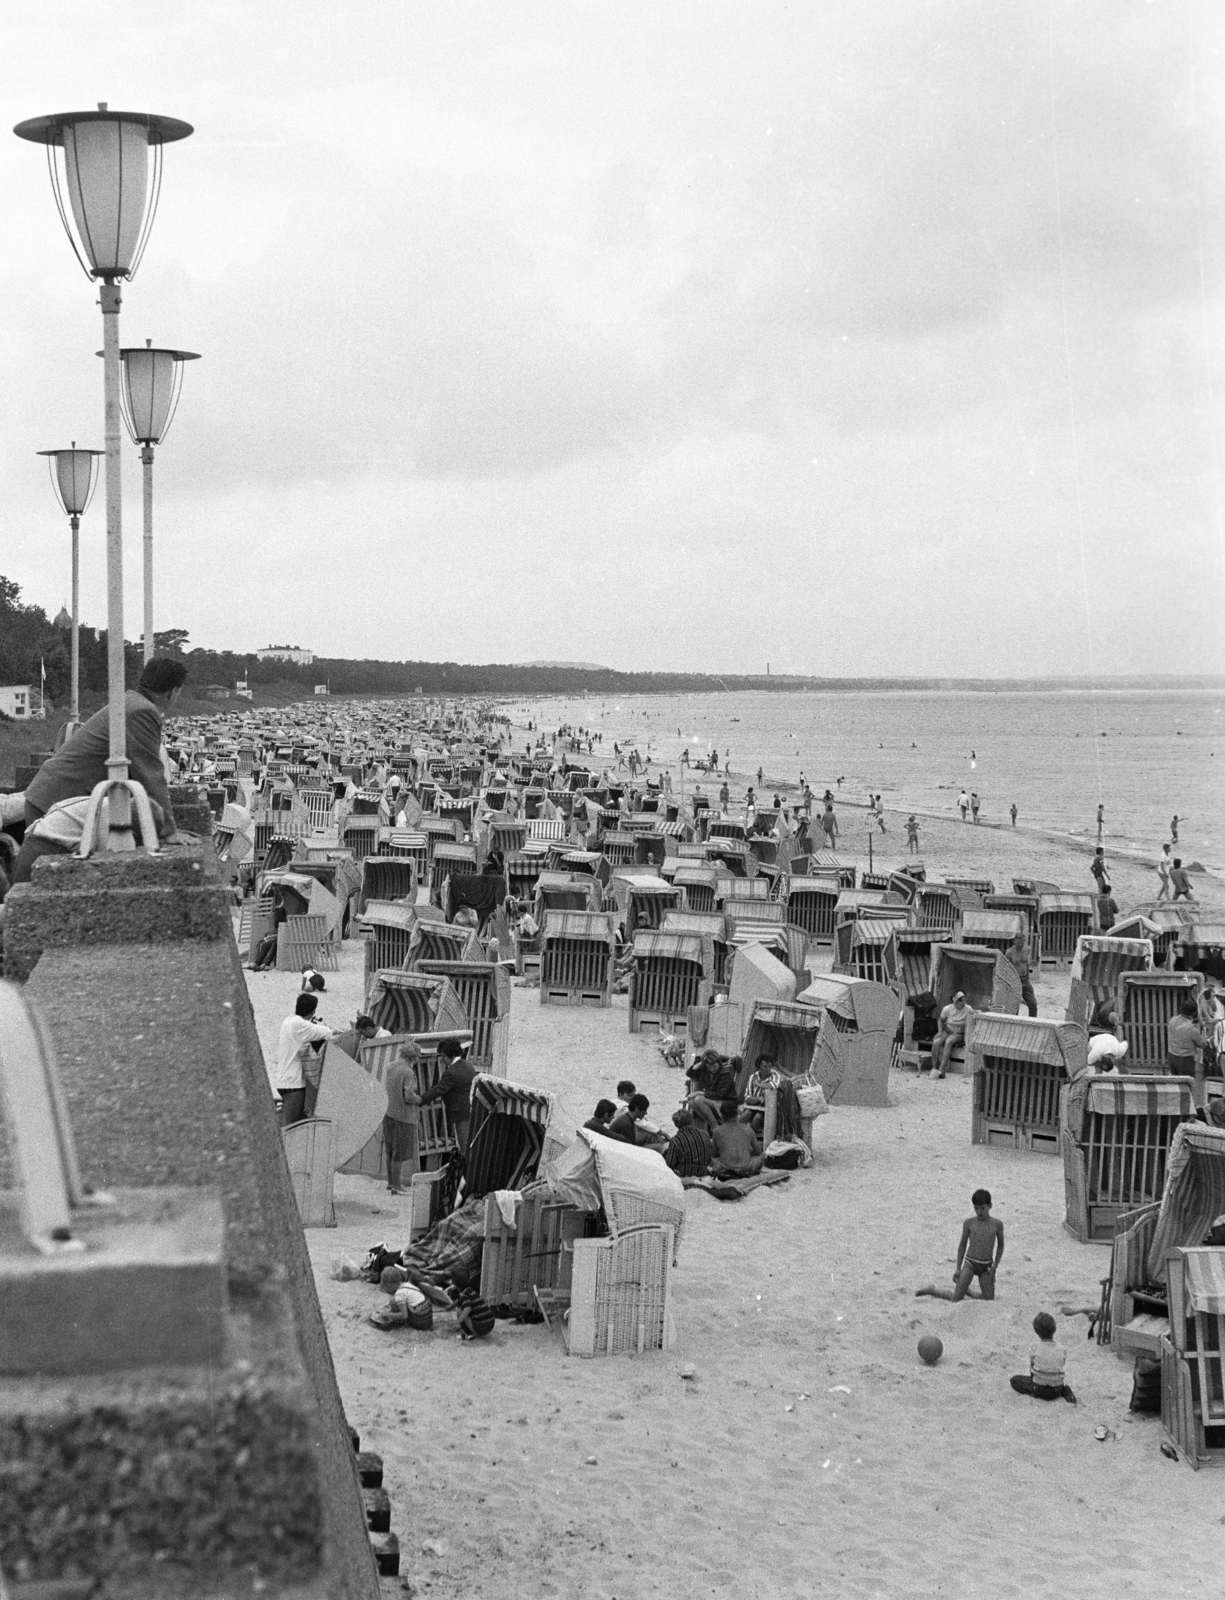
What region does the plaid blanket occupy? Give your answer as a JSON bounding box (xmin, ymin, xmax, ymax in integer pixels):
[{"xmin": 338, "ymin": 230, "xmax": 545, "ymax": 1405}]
[{"xmin": 400, "ymin": 1195, "xmax": 487, "ymax": 1290}]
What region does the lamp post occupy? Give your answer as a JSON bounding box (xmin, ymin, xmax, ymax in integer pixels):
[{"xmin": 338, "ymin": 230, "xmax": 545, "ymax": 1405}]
[
  {"xmin": 116, "ymin": 340, "xmax": 201, "ymax": 663},
  {"xmin": 15, "ymin": 103, "xmax": 192, "ymax": 849},
  {"xmin": 36, "ymin": 444, "xmax": 101, "ymax": 727}
]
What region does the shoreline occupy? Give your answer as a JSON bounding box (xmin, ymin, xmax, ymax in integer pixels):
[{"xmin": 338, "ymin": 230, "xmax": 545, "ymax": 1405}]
[{"xmin": 504, "ymin": 710, "xmax": 1222, "ymax": 890}]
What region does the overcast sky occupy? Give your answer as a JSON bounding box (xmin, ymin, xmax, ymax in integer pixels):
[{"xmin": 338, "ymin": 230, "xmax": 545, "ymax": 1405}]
[{"xmin": 2, "ymin": 2, "xmax": 1223, "ymax": 676}]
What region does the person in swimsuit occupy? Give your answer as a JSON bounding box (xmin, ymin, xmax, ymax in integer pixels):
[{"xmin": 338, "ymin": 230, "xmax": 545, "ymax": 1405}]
[{"xmin": 915, "ymin": 1189, "xmax": 1005, "ymax": 1301}]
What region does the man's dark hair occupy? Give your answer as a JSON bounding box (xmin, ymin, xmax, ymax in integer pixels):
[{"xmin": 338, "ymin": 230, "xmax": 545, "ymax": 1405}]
[
  {"xmin": 971, "ymin": 1188, "xmax": 992, "ymax": 1207},
  {"xmin": 593, "ymin": 1098, "xmax": 616, "ymax": 1120},
  {"xmin": 355, "ymin": 1013, "xmax": 375, "ymax": 1032},
  {"xmin": 1173, "ymin": 858, "xmax": 1182, "ymax": 868},
  {"xmin": 616, "ymin": 1079, "xmax": 636, "ymax": 1099},
  {"xmin": 437, "ymin": 1038, "xmax": 465, "ymax": 1061},
  {"xmin": 1182, "ymin": 1000, "xmax": 1200, "ymax": 1019},
  {"xmin": 138, "ymin": 656, "xmax": 188, "ymax": 697},
  {"xmin": 1032, "ymin": 1311, "xmax": 1057, "ymax": 1340},
  {"xmin": 295, "ymin": 993, "xmax": 318, "ymax": 1018},
  {"xmin": 628, "ymin": 1093, "xmax": 650, "ymax": 1115}
]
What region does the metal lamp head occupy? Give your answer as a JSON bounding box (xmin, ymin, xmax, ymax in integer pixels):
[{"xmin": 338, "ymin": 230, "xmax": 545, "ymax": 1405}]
[
  {"xmin": 36, "ymin": 444, "xmax": 102, "ymax": 518},
  {"xmin": 13, "ymin": 103, "xmax": 192, "ymax": 281},
  {"xmin": 118, "ymin": 340, "xmax": 201, "ymax": 446}
]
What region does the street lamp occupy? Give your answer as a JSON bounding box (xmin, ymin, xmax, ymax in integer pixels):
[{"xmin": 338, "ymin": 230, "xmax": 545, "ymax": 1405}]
[
  {"xmin": 15, "ymin": 103, "xmax": 192, "ymax": 851},
  {"xmin": 36, "ymin": 443, "xmax": 102, "ymax": 727},
  {"xmin": 116, "ymin": 341, "xmax": 201, "ymax": 664}
]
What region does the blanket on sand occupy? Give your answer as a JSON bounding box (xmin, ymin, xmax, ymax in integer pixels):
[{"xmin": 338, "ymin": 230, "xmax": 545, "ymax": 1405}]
[{"xmin": 681, "ymin": 1170, "xmax": 791, "ymax": 1201}]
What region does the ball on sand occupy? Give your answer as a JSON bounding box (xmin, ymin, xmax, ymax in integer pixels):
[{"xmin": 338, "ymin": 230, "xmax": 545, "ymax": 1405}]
[{"xmin": 918, "ymin": 1335, "xmax": 943, "ymax": 1366}]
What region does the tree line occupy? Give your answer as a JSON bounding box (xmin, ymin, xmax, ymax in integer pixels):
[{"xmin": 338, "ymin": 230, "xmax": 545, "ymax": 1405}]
[
  {"xmin": 4, "ymin": 576, "xmax": 1205, "ymax": 707},
  {"xmin": 0, "ymin": 577, "xmax": 806, "ymax": 701},
  {"xmin": 0, "ymin": 576, "xmax": 146, "ymax": 705}
]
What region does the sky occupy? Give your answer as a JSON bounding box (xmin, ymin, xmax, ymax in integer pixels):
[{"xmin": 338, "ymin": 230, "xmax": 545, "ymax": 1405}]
[{"xmin": 2, "ymin": 1, "xmax": 1223, "ymax": 677}]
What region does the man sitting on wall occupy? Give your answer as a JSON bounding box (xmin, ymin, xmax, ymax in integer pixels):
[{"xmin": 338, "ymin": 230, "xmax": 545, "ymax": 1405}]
[{"xmin": 11, "ymin": 656, "xmax": 189, "ymax": 883}]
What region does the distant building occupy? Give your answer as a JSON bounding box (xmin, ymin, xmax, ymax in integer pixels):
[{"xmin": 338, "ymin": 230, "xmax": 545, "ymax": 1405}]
[
  {"xmin": 201, "ymin": 684, "xmax": 231, "ymax": 701},
  {"xmin": 53, "ymin": 605, "xmax": 71, "ymax": 630},
  {"xmin": 256, "ymin": 644, "xmax": 314, "ymax": 665},
  {"xmin": 234, "ymin": 679, "xmax": 253, "ymax": 701},
  {"xmin": 0, "ymin": 686, "xmax": 32, "ymax": 719},
  {"xmin": 314, "ymin": 684, "xmax": 329, "ymax": 696}
]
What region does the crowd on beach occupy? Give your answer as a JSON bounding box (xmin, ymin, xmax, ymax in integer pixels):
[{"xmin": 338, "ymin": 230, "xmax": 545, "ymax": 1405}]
[{"xmin": 5, "ymin": 680, "xmax": 1220, "ymax": 1407}]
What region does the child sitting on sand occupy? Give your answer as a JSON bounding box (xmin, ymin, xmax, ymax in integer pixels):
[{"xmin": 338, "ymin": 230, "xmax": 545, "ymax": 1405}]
[
  {"xmin": 916, "ymin": 1189, "xmax": 1004, "ymax": 1301},
  {"xmin": 1010, "ymin": 1312, "xmax": 1077, "ymax": 1403}
]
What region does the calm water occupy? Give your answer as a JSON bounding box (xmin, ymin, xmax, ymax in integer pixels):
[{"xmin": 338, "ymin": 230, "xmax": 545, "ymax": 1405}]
[{"xmin": 507, "ymin": 688, "xmax": 1224, "ymax": 869}]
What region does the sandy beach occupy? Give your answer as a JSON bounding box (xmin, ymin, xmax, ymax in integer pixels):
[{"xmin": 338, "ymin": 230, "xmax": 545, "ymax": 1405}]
[{"xmin": 240, "ymin": 796, "xmax": 1225, "ymax": 1600}]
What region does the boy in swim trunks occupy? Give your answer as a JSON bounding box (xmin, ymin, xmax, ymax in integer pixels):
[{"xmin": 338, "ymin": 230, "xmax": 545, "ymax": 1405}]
[{"xmin": 915, "ymin": 1189, "xmax": 1005, "ymax": 1301}]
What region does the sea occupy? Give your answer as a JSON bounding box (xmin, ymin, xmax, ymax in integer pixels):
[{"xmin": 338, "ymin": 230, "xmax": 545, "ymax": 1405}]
[{"xmin": 503, "ymin": 687, "xmax": 1225, "ymax": 872}]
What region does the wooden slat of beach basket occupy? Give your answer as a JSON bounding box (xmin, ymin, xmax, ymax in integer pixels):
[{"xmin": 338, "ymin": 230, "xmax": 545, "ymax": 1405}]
[
  {"xmin": 629, "ymin": 955, "xmax": 707, "ymax": 1034},
  {"xmin": 973, "ymin": 1052, "xmax": 1063, "ymax": 1153},
  {"xmin": 566, "ymin": 1225, "xmax": 674, "ymax": 1358},
  {"xmin": 1120, "ymin": 974, "xmax": 1202, "ymax": 1071},
  {"xmin": 276, "ymin": 913, "xmax": 339, "ymax": 972},
  {"xmin": 540, "ymin": 933, "xmax": 614, "ymax": 1007}
]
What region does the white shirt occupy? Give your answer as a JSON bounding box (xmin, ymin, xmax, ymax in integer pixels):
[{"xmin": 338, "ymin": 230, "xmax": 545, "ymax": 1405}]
[{"xmin": 274, "ymin": 1015, "xmax": 334, "ymax": 1091}]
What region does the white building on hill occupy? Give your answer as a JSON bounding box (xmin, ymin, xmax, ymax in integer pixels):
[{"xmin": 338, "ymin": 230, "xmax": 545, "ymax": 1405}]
[
  {"xmin": 256, "ymin": 644, "xmax": 314, "ymax": 665},
  {"xmin": 0, "ymin": 686, "xmax": 33, "ymax": 719}
]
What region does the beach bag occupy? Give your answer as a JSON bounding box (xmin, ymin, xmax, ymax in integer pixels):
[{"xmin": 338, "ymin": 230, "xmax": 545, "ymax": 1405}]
[
  {"xmin": 1129, "ymin": 1355, "xmax": 1162, "ymax": 1414},
  {"xmin": 763, "ymin": 1139, "xmax": 806, "ymax": 1171},
  {"xmin": 362, "ymin": 1243, "xmax": 402, "ymax": 1283},
  {"xmin": 795, "ymin": 1084, "xmax": 829, "ymax": 1121}
]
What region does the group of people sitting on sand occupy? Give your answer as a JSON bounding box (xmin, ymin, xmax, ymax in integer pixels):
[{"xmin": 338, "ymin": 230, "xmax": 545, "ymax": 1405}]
[{"xmin": 580, "ymin": 1051, "xmax": 810, "ymax": 1181}]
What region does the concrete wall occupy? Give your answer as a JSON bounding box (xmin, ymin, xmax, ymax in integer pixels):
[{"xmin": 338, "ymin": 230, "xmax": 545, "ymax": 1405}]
[{"xmin": 0, "ymin": 844, "xmax": 380, "ymax": 1599}]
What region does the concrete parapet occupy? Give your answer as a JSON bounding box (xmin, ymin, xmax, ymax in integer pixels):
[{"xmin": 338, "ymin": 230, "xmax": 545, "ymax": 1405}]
[
  {"xmin": 0, "ymin": 856, "xmax": 380, "ymax": 1598},
  {"xmin": 169, "ymin": 782, "xmax": 218, "ymax": 839},
  {"xmin": 2, "ymin": 843, "xmax": 231, "ymax": 982},
  {"xmin": 0, "ymin": 1341, "xmax": 329, "ymax": 1594},
  {"xmin": 0, "ymin": 1187, "xmax": 226, "ymax": 1376}
]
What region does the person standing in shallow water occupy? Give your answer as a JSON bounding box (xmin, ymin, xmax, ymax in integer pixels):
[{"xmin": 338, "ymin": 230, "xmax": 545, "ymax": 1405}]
[{"xmin": 821, "ymin": 803, "xmax": 838, "ymax": 847}]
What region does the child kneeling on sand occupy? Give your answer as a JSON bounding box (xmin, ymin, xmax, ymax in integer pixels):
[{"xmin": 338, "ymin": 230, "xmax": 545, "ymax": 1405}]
[
  {"xmin": 915, "ymin": 1189, "xmax": 1004, "ymax": 1301},
  {"xmin": 1010, "ymin": 1312, "xmax": 1077, "ymax": 1403}
]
